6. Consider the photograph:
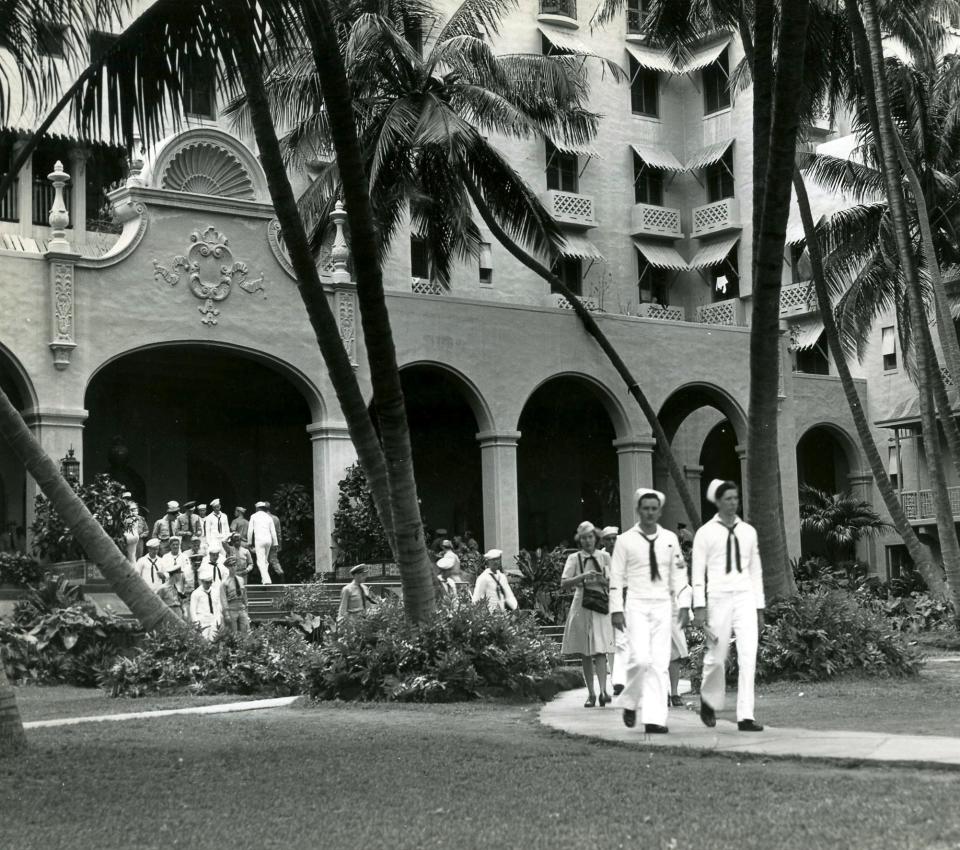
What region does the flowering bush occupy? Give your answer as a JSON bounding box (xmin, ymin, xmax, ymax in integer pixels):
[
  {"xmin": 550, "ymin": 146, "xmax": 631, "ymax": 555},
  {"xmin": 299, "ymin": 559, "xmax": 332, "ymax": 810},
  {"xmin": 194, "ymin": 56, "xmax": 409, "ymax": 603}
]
[{"xmin": 307, "ymin": 597, "xmax": 562, "ymax": 702}]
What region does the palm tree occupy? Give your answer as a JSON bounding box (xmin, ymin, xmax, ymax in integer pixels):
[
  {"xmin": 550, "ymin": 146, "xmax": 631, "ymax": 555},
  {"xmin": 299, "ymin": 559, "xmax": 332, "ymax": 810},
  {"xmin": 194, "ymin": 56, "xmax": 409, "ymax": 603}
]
[
  {"xmin": 0, "ymin": 665, "xmax": 26, "ymax": 757},
  {"xmin": 792, "ymin": 169, "xmax": 948, "ymax": 596},
  {"xmin": 0, "ymin": 0, "xmax": 441, "ymax": 619},
  {"xmin": 231, "ymin": 0, "xmax": 704, "ymax": 527},
  {"xmin": 799, "ymin": 485, "xmax": 893, "ymax": 563}
]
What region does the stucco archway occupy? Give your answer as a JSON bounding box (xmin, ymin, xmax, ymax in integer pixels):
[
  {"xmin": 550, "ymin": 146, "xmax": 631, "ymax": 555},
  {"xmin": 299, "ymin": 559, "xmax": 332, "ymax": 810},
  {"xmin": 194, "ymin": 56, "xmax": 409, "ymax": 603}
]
[{"xmin": 0, "ymin": 343, "xmax": 35, "ymax": 550}]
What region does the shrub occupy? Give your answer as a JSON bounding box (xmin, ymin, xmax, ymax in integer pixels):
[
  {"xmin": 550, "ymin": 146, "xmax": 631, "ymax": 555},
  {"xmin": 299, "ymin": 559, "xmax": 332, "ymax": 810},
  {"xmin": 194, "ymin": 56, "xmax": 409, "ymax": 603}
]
[
  {"xmin": 100, "ymin": 625, "xmax": 319, "ymax": 697},
  {"xmin": 331, "ymin": 464, "xmax": 393, "ymax": 567},
  {"xmin": 307, "ymin": 597, "xmax": 561, "ymax": 702},
  {"xmin": 881, "ymin": 592, "xmax": 955, "ymax": 633},
  {"xmin": 514, "ymin": 547, "xmax": 572, "ymax": 624},
  {"xmin": 687, "ymin": 588, "xmax": 922, "ymax": 687},
  {"xmin": 0, "ymin": 552, "xmax": 45, "ymax": 587},
  {"xmin": 270, "ymin": 483, "xmax": 316, "ymax": 583}
]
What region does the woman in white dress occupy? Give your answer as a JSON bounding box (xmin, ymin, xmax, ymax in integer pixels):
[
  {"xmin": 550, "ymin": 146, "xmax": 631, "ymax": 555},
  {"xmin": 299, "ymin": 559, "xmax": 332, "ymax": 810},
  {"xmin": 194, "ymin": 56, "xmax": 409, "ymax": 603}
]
[{"xmin": 560, "ymin": 521, "xmax": 615, "ymax": 707}]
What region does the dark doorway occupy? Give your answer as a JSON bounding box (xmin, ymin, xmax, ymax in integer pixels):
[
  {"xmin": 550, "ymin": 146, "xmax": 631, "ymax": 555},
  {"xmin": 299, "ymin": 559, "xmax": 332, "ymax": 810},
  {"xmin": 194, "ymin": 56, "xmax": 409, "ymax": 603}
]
[{"xmin": 699, "ymin": 419, "xmax": 741, "ymax": 519}]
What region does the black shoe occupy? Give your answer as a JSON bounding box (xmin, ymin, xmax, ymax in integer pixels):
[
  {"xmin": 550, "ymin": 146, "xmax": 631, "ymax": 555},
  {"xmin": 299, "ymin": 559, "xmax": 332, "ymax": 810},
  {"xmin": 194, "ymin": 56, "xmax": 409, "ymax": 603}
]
[
  {"xmin": 622, "ymin": 709, "xmax": 637, "ymax": 728},
  {"xmin": 584, "ymin": 695, "xmax": 596, "ymax": 708},
  {"xmin": 613, "ymin": 683, "xmax": 624, "ymax": 696},
  {"xmin": 699, "ymin": 700, "xmax": 716, "ymax": 728},
  {"xmin": 738, "ymin": 719, "xmax": 764, "ymax": 732},
  {"xmin": 598, "ymin": 692, "xmax": 611, "ymax": 707},
  {"xmin": 670, "ymin": 695, "xmax": 684, "ymax": 707},
  {"xmin": 644, "ymin": 724, "xmax": 669, "ymax": 734}
]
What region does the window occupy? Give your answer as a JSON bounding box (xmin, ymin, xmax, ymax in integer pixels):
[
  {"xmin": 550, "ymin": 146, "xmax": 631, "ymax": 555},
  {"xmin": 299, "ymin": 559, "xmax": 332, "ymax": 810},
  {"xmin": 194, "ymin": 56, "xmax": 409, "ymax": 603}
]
[
  {"xmin": 0, "ymin": 136, "xmax": 16, "ymax": 223},
  {"xmin": 705, "ymin": 149, "xmax": 734, "ymax": 202},
  {"xmin": 410, "ymin": 235, "xmax": 430, "ymax": 279},
  {"xmin": 886, "ymin": 545, "xmax": 911, "ymax": 580},
  {"xmin": 479, "ymin": 242, "xmax": 493, "ymax": 285},
  {"xmin": 182, "ymin": 55, "xmax": 216, "ymax": 118},
  {"xmin": 637, "ymin": 251, "xmax": 668, "ymax": 305},
  {"xmin": 545, "ymin": 140, "xmax": 578, "ymax": 193},
  {"xmin": 626, "ymin": 0, "xmax": 651, "ymax": 34},
  {"xmin": 551, "ymin": 256, "xmax": 582, "ymax": 296},
  {"xmin": 85, "ymin": 147, "xmax": 126, "ymax": 233},
  {"xmin": 789, "ymin": 243, "xmax": 812, "ymax": 284},
  {"xmin": 795, "ymin": 343, "xmax": 829, "ymax": 375},
  {"xmin": 404, "ymin": 18, "xmax": 423, "ymax": 56},
  {"xmin": 629, "ymin": 57, "xmax": 659, "ymax": 117},
  {"xmin": 881, "ymin": 325, "xmax": 897, "ymax": 371},
  {"xmin": 710, "ymin": 246, "xmax": 739, "ymax": 301},
  {"xmin": 633, "ymin": 155, "xmax": 663, "ymax": 205},
  {"xmin": 37, "ymin": 21, "xmax": 67, "ymax": 58},
  {"xmin": 540, "ymin": 0, "xmax": 577, "ymax": 19},
  {"xmin": 888, "ymin": 446, "xmax": 900, "ymax": 491},
  {"xmin": 88, "ymin": 30, "xmax": 118, "ymax": 65},
  {"xmin": 702, "ymin": 48, "xmax": 731, "ymax": 114}
]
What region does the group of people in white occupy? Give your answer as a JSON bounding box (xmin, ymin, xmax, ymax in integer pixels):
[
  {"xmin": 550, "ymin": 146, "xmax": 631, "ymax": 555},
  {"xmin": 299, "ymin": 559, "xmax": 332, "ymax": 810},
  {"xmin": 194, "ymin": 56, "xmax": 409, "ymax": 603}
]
[
  {"xmin": 560, "ymin": 480, "xmax": 765, "ymax": 734},
  {"xmin": 125, "ymin": 497, "xmax": 284, "ymax": 639}
]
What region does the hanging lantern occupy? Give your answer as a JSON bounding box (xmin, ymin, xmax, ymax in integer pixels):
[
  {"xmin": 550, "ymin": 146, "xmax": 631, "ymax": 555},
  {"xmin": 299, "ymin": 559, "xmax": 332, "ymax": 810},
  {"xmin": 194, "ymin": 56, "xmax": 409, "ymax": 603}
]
[{"xmin": 60, "ymin": 446, "xmax": 80, "ymax": 483}]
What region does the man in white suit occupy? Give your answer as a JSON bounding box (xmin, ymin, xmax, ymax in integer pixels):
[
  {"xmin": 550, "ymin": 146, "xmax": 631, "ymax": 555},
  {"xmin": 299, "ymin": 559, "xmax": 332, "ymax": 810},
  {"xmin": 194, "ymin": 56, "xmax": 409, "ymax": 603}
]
[
  {"xmin": 203, "ymin": 498, "xmax": 230, "ymax": 556},
  {"xmin": 247, "ymin": 501, "xmax": 278, "ymax": 584}
]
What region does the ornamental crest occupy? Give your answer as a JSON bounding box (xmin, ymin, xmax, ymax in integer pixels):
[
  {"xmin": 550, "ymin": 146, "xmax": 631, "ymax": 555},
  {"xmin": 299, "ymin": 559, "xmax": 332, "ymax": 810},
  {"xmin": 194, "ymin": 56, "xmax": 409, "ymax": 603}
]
[{"xmin": 153, "ymin": 226, "xmax": 266, "ymax": 325}]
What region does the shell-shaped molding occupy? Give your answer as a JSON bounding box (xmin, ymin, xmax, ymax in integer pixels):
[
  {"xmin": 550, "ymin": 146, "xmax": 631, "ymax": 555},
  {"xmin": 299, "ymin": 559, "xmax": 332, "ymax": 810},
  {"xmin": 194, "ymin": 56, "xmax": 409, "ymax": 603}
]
[{"xmin": 159, "ymin": 142, "xmax": 255, "ymax": 200}]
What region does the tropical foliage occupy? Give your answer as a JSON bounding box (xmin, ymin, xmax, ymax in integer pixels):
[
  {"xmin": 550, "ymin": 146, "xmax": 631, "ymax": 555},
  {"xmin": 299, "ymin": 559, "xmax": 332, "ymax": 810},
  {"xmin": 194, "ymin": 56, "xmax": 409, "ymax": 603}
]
[
  {"xmin": 332, "ymin": 463, "xmax": 394, "ymax": 567},
  {"xmin": 799, "ymin": 486, "xmax": 892, "ymax": 561},
  {"xmin": 269, "ymin": 482, "xmax": 316, "ymax": 582}
]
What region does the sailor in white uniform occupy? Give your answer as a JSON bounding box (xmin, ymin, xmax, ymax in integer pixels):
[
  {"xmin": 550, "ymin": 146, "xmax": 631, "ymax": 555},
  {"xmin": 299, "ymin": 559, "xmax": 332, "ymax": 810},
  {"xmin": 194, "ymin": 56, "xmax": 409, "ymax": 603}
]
[
  {"xmin": 693, "ymin": 479, "xmax": 765, "ymax": 732},
  {"xmin": 189, "ymin": 564, "xmax": 222, "ymax": 640},
  {"xmin": 247, "ymin": 501, "xmax": 278, "ymax": 584},
  {"xmin": 610, "ymin": 488, "xmax": 687, "ymax": 734},
  {"xmin": 471, "ymin": 550, "xmax": 517, "ymax": 612},
  {"xmin": 135, "ymin": 538, "xmax": 165, "ymax": 592},
  {"xmin": 203, "ymin": 498, "xmax": 230, "ymax": 556}
]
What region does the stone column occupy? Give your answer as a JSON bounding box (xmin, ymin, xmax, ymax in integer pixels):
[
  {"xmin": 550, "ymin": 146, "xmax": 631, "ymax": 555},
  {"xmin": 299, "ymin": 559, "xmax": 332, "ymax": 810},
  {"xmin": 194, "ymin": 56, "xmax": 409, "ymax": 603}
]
[
  {"xmin": 68, "ymin": 147, "xmax": 90, "ymax": 244},
  {"xmin": 735, "ymin": 444, "xmax": 748, "ymax": 505},
  {"xmin": 613, "ymin": 436, "xmax": 656, "ymax": 530},
  {"xmin": 12, "ymin": 140, "xmax": 32, "ymax": 233},
  {"xmin": 307, "ymin": 423, "xmax": 357, "ymax": 575},
  {"xmin": 684, "ymin": 463, "xmax": 704, "ymax": 506},
  {"xmin": 22, "ymin": 408, "xmax": 88, "ymax": 551},
  {"xmin": 477, "ymin": 430, "xmax": 520, "ymax": 567}
]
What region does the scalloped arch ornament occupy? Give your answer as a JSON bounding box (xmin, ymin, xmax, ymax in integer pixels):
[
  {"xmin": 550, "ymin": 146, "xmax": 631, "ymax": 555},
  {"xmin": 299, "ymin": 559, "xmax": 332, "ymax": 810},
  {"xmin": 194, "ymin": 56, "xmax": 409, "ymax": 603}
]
[{"xmin": 159, "ymin": 141, "xmax": 256, "ymax": 199}]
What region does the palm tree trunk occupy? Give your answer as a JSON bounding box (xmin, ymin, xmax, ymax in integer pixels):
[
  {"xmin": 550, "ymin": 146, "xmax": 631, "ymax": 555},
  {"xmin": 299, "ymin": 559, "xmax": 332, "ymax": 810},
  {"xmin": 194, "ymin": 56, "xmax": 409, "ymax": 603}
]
[
  {"xmin": 461, "ymin": 174, "xmax": 701, "ymax": 528},
  {"xmin": 286, "ymin": 4, "xmax": 437, "ymax": 620},
  {"xmin": 0, "ymin": 664, "xmax": 27, "ymax": 757},
  {"xmin": 859, "ymin": 0, "xmax": 960, "ymax": 619},
  {"xmin": 920, "ymin": 318, "xmax": 960, "ymax": 484},
  {"xmin": 228, "ymin": 16, "xmax": 400, "ymax": 565},
  {"xmin": 793, "ymin": 169, "xmax": 946, "ymax": 595},
  {"xmin": 746, "ymin": 0, "xmax": 811, "ymax": 602},
  {"xmin": 0, "ymin": 388, "xmax": 188, "ymax": 632}
]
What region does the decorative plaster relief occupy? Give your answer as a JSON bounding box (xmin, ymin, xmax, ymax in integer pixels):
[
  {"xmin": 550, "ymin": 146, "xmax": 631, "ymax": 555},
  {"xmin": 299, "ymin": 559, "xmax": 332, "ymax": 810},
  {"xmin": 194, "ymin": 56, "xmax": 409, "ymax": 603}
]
[
  {"xmin": 266, "ymin": 219, "xmax": 296, "ymax": 279},
  {"xmin": 153, "ymin": 226, "xmax": 266, "ymax": 326},
  {"xmin": 49, "ymin": 262, "xmax": 76, "ymax": 369},
  {"xmin": 159, "ymin": 141, "xmax": 255, "ymax": 199},
  {"xmin": 336, "ymin": 289, "xmax": 358, "ymax": 367}
]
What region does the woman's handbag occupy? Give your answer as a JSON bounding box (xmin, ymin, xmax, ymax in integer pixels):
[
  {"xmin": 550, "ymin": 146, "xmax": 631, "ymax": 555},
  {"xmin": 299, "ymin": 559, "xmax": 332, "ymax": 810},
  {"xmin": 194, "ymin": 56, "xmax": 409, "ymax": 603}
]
[{"xmin": 579, "ymin": 554, "xmax": 609, "ymax": 615}]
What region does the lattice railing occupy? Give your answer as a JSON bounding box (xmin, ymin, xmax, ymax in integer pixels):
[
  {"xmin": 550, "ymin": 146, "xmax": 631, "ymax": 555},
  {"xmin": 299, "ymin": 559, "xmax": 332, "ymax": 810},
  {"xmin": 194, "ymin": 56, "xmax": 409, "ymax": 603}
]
[
  {"xmin": 900, "ymin": 488, "xmax": 960, "ymax": 520},
  {"xmin": 635, "ymin": 302, "xmax": 685, "ymax": 321},
  {"xmin": 544, "ymin": 190, "xmax": 595, "ymax": 227},
  {"xmin": 411, "ymin": 277, "xmax": 444, "ymax": 295},
  {"xmin": 779, "ymin": 281, "xmax": 817, "ymax": 316},
  {"xmin": 631, "ymin": 202, "xmax": 682, "ymax": 238},
  {"xmin": 551, "ymin": 293, "xmax": 600, "ymax": 312},
  {"xmin": 696, "ymin": 298, "xmax": 741, "ymax": 326},
  {"xmin": 691, "ymin": 197, "xmax": 738, "ymax": 237}
]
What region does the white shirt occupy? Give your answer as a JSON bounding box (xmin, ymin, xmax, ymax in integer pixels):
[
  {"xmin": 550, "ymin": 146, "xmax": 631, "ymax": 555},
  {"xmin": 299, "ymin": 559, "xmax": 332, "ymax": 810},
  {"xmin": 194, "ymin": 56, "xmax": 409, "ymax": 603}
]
[
  {"xmin": 692, "ymin": 513, "xmax": 765, "ymax": 609},
  {"xmin": 203, "ymin": 511, "xmax": 230, "ymax": 553},
  {"xmin": 189, "ymin": 585, "xmax": 222, "ymax": 627},
  {"xmin": 135, "ymin": 555, "xmax": 165, "ymax": 591},
  {"xmin": 247, "ymin": 511, "xmax": 278, "ymax": 547},
  {"xmin": 609, "ymin": 524, "xmax": 687, "ymax": 612},
  {"xmin": 200, "ymin": 552, "xmax": 229, "ymax": 585},
  {"xmin": 472, "ymin": 568, "xmax": 517, "ymax": 612},
  {"xmin": 161, "ymin": 550, "xmax": 194, "ymax": 590}
]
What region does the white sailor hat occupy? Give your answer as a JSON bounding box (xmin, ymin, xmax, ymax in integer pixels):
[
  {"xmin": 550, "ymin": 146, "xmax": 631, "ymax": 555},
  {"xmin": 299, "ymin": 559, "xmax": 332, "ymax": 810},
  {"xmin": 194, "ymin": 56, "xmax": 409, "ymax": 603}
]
[
  {"xmin": 437, "ymin": 552, "xmax": 457, "ymax": 570},
  {"xmin": 634, "ymin": 488, "xmax": 666, "ymax": 507},
  {"xmin": 255, "ymin": 501, "xmax": 267, "ymax": 508},
  {"xmin": 145, "ymin": 537, "xmax": 161, "ymax": 548},
  {"xmin": 198, "ymin": 503, "xmax": 207, "ymax": 510},
  {"xmin": 166, "ymin": 500, "xmax": 180, "ymax": 512},
  {"xmin": 706, "ymin": 479, "xmax": 738, "ymax": 504},
  {"xmin": 600, "ymin": 526, "xmax": 619, "ymax": 537},
  {"xmin": 210, "ymin": 498, "xmax": 221, "ymax": 508},
  {"xmin": 198, "ymin": 564, "xmax": 214, "ymax": 582},
  {"xmin": 483, "ymin": 549, "xmax": 502, "ymax": 560},
  {"xmin": 121, "ymin": 490, "xmax": 132, "ymax": 499},
  {"xmin": 161, "ymin": 561, "xmax": 182, "ymax": 575}
]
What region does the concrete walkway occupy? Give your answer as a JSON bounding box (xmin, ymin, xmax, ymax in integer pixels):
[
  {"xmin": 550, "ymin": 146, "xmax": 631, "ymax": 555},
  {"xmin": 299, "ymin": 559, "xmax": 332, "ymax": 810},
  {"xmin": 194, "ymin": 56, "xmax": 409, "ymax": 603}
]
[
  {"xmin": 540, "ymin": 687, "xmax": 960, "ymax": 766},
  {"xmin": 23, "ymin": 696, "xmax": 300, "ymax": 729}
]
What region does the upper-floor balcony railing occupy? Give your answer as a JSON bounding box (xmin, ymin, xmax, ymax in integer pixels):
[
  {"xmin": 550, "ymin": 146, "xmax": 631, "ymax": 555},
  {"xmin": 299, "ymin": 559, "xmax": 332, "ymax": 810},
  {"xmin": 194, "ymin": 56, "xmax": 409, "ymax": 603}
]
[
  {"xmin": 696, "ymin": 298, "xmax": 744, "ymax": 327},
  {"xmin": 779, "ymin": 281, "xmax": 818, "ymax": 317},
  {"xmin": 691, "ymin": 197, "xmax": 739, "ymax": 238},
  {"xmin": 631, "ymin": 202, "xmax": 682, "ymax": 239},
  {"xmin": 900, "ymin": 488, "xmax": 960, "ymax": 522},
  {"xmin": 540, "ymin": 189, "xmax": 596, "ymax": 228}
]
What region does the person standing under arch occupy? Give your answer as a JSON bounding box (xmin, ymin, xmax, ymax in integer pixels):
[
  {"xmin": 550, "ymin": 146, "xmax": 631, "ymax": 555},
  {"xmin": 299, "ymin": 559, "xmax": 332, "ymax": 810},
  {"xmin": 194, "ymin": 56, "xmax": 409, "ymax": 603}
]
[
  {"xmin": 693, "ymin": 479, "xmax": 765, "ymax": 733},
  {"xmin": 247, "ymin": 501, "xmax": 278, "ymax": 584}
]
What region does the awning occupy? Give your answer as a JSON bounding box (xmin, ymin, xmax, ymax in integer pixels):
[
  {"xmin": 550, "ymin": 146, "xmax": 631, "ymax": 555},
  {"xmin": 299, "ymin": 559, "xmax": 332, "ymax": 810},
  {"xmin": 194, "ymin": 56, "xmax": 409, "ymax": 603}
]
[
  {"xmin": 538, "ymin": 25, "xmax": 592, "ymax": 55},
  {"xmin": 629, "ymin": 142, "xmax": 686, "ymax": 172},
  {"xmin": 875, "ymin": 390, "xmax": 960, "ymax": 428},
  {"xmin": 688, "ymin": 234, "xmax": 740, "ymax": 269},
  {"xmin": 633, "ymin": 239, "xmax": 689, "ymax": 271},
  {"xmin": 682, "ymin": 36, "xmax": 732, "ymax": 72},
  {"xmin": 557, "ymin": 232, "xmax": 605, "ymax": 261},
  {"xmin": 625, "ymin": 43, "xmax": 681, "ymax": 74},
  {"xmin": 686, "ymin": 139, "xmax": 734, "ymax": 171},
  {"xmin": 548, "ymin": 135, "xmax": 603, "ymax": 160},
  {"xmin": 788, "ymin": 316, "xmax": 824, "ymax": 350}
]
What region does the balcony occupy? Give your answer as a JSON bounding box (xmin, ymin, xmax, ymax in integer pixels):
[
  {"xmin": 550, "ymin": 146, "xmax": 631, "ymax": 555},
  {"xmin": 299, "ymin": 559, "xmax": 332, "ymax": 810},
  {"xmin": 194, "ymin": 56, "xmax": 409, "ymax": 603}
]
[
  {"xmin": 411, "ymin": 277, "xmax": 444, "ymax": 296},
  {"xmin": 634, "ymin": 302, "xmax": 685, "ymax": 321},
  {"xmin": 695, "ymin": 298, "xmax": 744, "ymax": 327},
  {"xmin": 630, "ymin": 202, "xmax": 682, "ymax": 239},
  {"xmin": 548, "ymin": 292, "xmax": 600, "ymax": 312},
  {"xmin": 540, "ymin": 189, "xmax": 596, "ymax": 228},
  {"xmin": 538, "ymin": 0, "xmax": 578, "ymax": 28},
  {"xmin": 691, "ymin": 197, "xmax": 740, "ymax": 238},
  {"xmin": 779, "ymin": 281, "xmax": 818, "ymax": 317},
  {"xmin": 900, "ymin": 488, "xmax": 960, "ymax": 522}
]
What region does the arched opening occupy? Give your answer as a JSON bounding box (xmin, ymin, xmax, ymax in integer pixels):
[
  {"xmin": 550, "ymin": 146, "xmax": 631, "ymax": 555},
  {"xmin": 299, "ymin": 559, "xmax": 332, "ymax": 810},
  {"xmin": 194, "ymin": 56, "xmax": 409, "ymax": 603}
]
[
  {"xmin": 517, "ymin": 376, "xmax": 619, "ymax": 549},
  {"xmin": 395, "ymin": 365, "xmax": 484, "ymax": 543},
  {"xmin": 0, "ymin": 351, "xmax": 30, "ymax": 553},
  {"xmin": 84, "ymin": 345, "xmax": 313, "ymax": 535},
  {"xmin": 796, "ymin": 425, "xmax": 852, "ymax": 495},
  {"xmin": 699, "ymin": 420, "xmax": 741, "ymax": 520}
]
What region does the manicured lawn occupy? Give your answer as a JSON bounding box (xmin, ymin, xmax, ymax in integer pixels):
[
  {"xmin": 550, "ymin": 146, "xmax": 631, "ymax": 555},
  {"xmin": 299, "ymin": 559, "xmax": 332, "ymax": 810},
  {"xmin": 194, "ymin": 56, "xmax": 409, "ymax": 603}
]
[{"xmin": 3, "ymin": 701, "xmax": 960, "ymax": 850}]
